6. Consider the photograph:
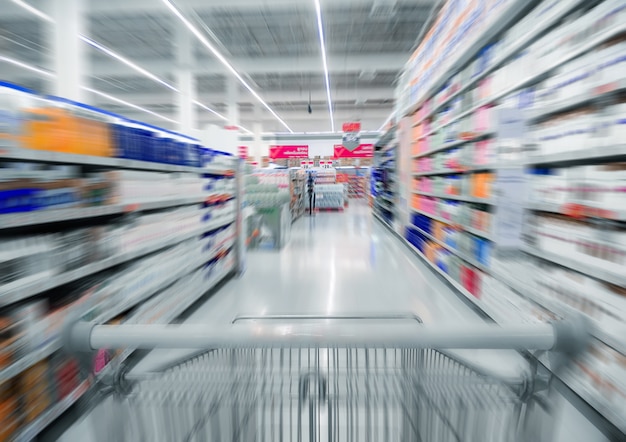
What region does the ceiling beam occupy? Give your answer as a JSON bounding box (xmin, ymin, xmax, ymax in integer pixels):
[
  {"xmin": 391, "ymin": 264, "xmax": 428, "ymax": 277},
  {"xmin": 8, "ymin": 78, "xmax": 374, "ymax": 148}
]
[
  {"xmin": 86, "ymin": 53, "xmax": 405, "ymax": 77},
  {"xmin": 4, "ymin": 0, "xmax": 435, "ymax": 19},
  {"xmin": 90, "ymin": 87, "xmax": 394, "ymax": 106}
]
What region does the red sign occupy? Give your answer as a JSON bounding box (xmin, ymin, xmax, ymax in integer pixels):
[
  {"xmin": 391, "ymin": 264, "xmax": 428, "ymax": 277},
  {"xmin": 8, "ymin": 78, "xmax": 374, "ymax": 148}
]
[
  {"xmin": 224, "ymin": 125, "xmax": 239, "ymax": 131},
  {"xmin": 237, "ymin": 146, "xmax": 248, "ymax": 159},
  {"xmin": 342, "ymin": 122, "xmax": 361, "ymax": 132},
  {"xmin": 269, "ymin": 145, "xmax": 309, "ymax": 159},
  {"xmin": 333, "ymin": 143, "xmax": 374, "ymax": 158}
]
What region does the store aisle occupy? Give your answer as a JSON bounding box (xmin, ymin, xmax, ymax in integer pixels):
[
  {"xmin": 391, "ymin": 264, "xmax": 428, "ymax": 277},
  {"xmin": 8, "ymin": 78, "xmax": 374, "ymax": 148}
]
[
  {"xmin": 134, "ymin": 201, "xmax": 527, "ymax": 377},
  {"xmin": 58, "ymin": 201, "xmax": 529, "ymax": 442}
]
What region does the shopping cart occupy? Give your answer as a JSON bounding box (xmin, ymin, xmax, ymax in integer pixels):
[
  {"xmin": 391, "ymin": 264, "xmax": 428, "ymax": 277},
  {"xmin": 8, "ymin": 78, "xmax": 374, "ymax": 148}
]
[{"xmin": 64, "ymin": 313, "xmax": 589, "ymax": 442}]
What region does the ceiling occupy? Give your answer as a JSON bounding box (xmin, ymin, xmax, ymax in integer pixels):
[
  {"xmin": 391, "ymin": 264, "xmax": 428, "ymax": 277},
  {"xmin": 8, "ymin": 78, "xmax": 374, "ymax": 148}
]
[{"xmin": 1, "ymin": 0, "xmax": 434, "ymax": 133}]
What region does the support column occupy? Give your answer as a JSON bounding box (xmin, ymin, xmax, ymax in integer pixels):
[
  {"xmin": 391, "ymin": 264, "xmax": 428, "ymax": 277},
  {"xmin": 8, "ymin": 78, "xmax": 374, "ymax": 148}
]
[
  {"xmin": 227, "ymin": 76, "xmax": 240, "ymax": 128},
  {"xmin": 49, "ymin": 0, "xmax": 86, "ymax": 101},
  {"xmin": 175, "ymin": 26, "xmax": 196, "ymax": 134}
]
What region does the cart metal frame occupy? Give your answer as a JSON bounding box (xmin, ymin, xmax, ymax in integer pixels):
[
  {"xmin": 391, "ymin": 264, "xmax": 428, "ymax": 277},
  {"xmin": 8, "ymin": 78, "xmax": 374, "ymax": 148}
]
[{"xmin": 64, "ymin": 314, "xmax": 590, "ymax": 442}]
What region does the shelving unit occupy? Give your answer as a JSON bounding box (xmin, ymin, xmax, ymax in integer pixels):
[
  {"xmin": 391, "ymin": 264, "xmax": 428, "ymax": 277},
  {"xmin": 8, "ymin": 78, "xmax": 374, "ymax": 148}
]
[
  {"xmin": 289, "ymin": 169, "xmax": 306, "ymax": 222},
  {"xmin": 372, "ymin": 129, "xmax": 398, "ymax": 224},
  {"xmin": 383, "ymin": 0, "xmax": 626, "ymax": 436},
  {"xmin": 0, "ymin": 89, "xmax": 242, "ymax": 440}
]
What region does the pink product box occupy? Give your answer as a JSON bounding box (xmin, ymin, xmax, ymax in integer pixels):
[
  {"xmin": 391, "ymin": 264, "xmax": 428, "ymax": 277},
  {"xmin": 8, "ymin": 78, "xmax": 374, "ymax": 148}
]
[
  {"xmin": 418, "ymin": 157, "xmax": 433, "ymax": 171},
  {"xmin": 477, "ymin": 76, "xmax": 492, "ymax": 101},
  {"xmin": 474, "ymin": 106, "xmax": 494, "ymax": 133},
  {"xmin": 474, "ymin": 139, "xmax": 495, "ymax": 165},
  {"xmin": 421, "ymin": 137, "xmax": 431, "ymax": 153},
  {"xmin": 422, "ymin": 197, "xmax": 437, "ymax": 213},
  {"xmin": 419, "ymin": 178, "xmax": 433, "ymax": 193}
]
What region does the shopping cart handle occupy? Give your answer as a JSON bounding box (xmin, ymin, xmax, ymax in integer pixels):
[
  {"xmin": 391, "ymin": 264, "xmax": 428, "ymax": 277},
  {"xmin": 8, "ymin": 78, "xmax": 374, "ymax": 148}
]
[
  {"xmin": 231, "ymin": 313, "xmax": 423, "ymax": 324},
  {"xmin": 64, "ymin": 316, "xmax": 591, "ymax": 354}
]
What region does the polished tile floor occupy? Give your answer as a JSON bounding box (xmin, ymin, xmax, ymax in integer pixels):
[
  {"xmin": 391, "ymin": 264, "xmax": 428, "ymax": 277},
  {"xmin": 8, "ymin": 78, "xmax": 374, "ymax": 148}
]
[{"xmin": 133, "ymin": 201, "xmax": 526, "ymax": 375}]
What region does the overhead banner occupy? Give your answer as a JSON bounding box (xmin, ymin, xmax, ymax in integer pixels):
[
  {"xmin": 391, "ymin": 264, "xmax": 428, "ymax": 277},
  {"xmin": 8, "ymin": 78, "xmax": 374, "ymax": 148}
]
[
  {"xmin": 333, "ymin": 143, "xmax": 374, "ymax": 158},
  {"xmin": 269, "ymin": 145, "xmax": 309, "ymax": 159},
  {"xmin": 342, "ymin": 122, "xmax": 361, "ymax": 150}
]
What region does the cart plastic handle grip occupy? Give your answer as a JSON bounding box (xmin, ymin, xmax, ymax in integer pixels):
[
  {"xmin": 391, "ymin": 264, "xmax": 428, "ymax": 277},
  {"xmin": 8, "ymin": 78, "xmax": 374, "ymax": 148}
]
[
  {"xmin": 231, "ymin": 313, "xmax": 423, "ymax": 324},
  {"xmin": 64, "ymin": 318, "xmax": 590, "ymax": 354}
]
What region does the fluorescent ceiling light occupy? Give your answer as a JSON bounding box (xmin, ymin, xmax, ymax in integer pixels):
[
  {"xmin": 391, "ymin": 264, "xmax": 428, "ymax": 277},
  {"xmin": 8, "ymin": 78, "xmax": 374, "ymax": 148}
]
[
  {"xmin": 83, "ymin": 87, "xmax": 178, "ymax": 124},
  {"xmin": 8, "ymin": 3, "xmax": 247, "ymax": 133},
  {"xmin": 192, "ymin": 99, "xmax": 226, "ymax": 121},
  {"xmin": 314, "ymin": 0, "xmax": 335, "ymax": 132},
  {"xmin": 11, "ymin": 1, "xmax": 229, "ymax": 129},
  {"xmin": 80, "ymin": 35, "xmax": 178, "ymax": 93},
  {"xmin": 0, "ymin": 55, "xmax": 54, "ymax": 78},
  {"xmin": 11, "ymin": 0, "xmax": 53, "ymax": 22},
  {"xmin": 161, "ymin": 0, "xmax": 294, "ymax": 133},
  {"xmin": 0, "ymin": 54, "xmax": 177, "ymax": 124}
]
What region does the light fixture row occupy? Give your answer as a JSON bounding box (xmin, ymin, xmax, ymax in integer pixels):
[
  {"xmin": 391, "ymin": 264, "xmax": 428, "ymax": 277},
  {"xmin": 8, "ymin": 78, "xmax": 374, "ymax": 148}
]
[
  {"xmin": 314, "ymin": 0, "xmax": 335, "ymax": 133},
  {"xmin": 8, "ymin": 0, "xmax": 260, "ymax": 133}
]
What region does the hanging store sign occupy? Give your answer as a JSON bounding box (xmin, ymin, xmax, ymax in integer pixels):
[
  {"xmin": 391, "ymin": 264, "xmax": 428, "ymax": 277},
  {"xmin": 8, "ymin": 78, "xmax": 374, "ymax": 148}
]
[
  {"xmin": 269, "ymin": 145, "xmax": 309, "ymax": 159},
  {"xmin": 333, "ymin": 143, "xmax": 374, "ymax": 158},
  {"xmin": 342, "ymin": 122, "xmax": 361, "ymax": 150}
]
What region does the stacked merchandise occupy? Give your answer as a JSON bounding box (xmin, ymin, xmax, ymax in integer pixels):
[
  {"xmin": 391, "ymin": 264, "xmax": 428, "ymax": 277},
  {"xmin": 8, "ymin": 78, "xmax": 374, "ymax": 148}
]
[
  {"xmin": 314, "ymin": 185, "xmax": 345, "ymax": 210},
  {"xmin": 393, "ymin": 0, "xmax": 626, "ymax": 435},
  {"xmin": 373, "ymin": 134, "xmax": 397, "ymax": 225},
  {"xmin": 289, "ymin": 169, "xmax": 306, "ymax": 222},
  {"xmin": 0, "ymin": 83, "xmax": 239, "ymax": 441},
  {"xmin": 336, "ymin": 168, "xmax": 368, "ymax": 200},
  {"xmin": 244, "ymin": 170, "xmax": 291, "ymax": 249},
  {"xmin": 312, "ymin": 168, "xmax": 345, "ymax": 211},
  {"xmin": 313, "ymin": 168, "xmax": 347, "ymax": 210}
]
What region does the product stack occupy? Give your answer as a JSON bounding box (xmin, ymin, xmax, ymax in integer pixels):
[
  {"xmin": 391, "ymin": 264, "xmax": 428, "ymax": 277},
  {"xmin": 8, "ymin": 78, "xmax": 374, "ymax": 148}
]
[
  {"xmin": 244, "ymin": 170, "xmax": 292, "ymax": 249},
  {"xmin": 0, "ymin": 84, "xmax": 240, "ymax": 441},
  {"xmin": 289, "ymin": 169, "xmax": 306, "ymax": 222},
  {"xmin": 389, "ymin": 0, "xmax": 626, "ymax": 434},
  {"xmin": 373, "ymin": 133, "xmax": 397, "ymax": 225},
  {"xmin": 309, "ymin": 168, "xmax": 343, "ymax": 211}
]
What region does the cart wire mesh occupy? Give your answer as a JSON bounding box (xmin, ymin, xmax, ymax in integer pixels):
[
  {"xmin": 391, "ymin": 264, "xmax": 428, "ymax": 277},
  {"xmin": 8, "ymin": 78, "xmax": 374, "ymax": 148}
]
[{"xmin": 101, "ymin": 346, "xmax": 525, "ymax": 442}]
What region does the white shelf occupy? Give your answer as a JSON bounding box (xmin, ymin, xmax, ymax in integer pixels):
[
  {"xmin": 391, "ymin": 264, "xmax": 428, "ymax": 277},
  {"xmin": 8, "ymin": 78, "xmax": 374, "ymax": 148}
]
[
  {"xmin": 411, "ymin": 133, "xmax": 493, "ymax": 159},
  {"xmin": 480, "ymin": 20, "xmax": 626, "ymax": 111},
  {"xmin": 522, "ymin": 245, "xmax": 626, "ymax": 288},
  {"xmin": 391, "ymin": 227, "xmax": 504, "ymax": 323},
  {"xmin": 413, "ymin": 163, "xmax": 496, "ymax": 177},
  {"xmin": 410, "ymin": 225, "xmax": 491, "ymax": 274},
  {"xmin": 0, "ymin": 216, "xmax": 235, "ymax": 307},
  {"xmin": 0, "ymin": 143, "xmax": 234, "ymax": 175},
  {"xmin": 526, "ymin": 202, "xmax": 626, "ymax": 222},
  {"xmin": 0, "ymin": 195, "xmax": 206, "ymax": 230},
  {"xmin": 526, "ymin": 145, "xmax": 626, "ymax": 167},
  {"xmin": 412, "ymin": 20, "xmax": 626, "ymax": 140},
  {"xmin": 411, "ymin": 208, "xmax": 493, "ymax": 241},
  {"xmin": 412, "ymin": 191, "xmax": 495, "ymax": 205},
  {"xmin": 492, "ymin": 266, "xmax": 626, "ymax": 356},
  {"xmin": 412, "ymin": 0, "xmax": 587, "ymax": 124},
  {"xmin": 0, "ymin": 339, "xmax": 60, "ymax": 383},
  {"xmin": 98, "ymin": 265, "xmax": 235, "ymax": 376},
  {"xmin": 529, "ymin": 79, "xmax": 626, "ymax": 122},
  {"xmin": 13, "ymin": 380, "xmax": 91, "ymax": 442},
  {"xmin": 93, "ymin": 246, "xmax": 230, "ymax": 325},
  {"xmin": 405, "ymin": 0, "xmax": 536, "ymax": 118}
]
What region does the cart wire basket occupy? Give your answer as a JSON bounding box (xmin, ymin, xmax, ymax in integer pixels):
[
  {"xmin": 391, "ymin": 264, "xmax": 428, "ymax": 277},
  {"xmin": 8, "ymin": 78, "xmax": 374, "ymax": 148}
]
[{"xmin": 65, "ymin": 314, "xmax": 588, "ymax": 442}]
